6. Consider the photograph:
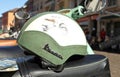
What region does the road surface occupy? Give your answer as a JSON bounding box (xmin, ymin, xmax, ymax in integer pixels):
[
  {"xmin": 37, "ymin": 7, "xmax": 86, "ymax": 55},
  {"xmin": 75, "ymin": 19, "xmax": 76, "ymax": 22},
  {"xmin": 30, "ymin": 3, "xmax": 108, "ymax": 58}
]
[{"xmin": 94, "ymin": 50, "xmax": 120, "ymax": 77}]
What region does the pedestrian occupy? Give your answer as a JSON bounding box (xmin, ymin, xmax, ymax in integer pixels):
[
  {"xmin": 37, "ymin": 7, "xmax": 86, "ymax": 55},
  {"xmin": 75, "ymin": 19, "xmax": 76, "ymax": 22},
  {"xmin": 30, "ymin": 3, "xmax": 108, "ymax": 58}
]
[
  {"xmin": 84, "ymin": 28, "xmax": 91, "ymax": 43},
  {"xmin": 100, "ymin": 28, "xmax": 106, "ymax": 42}
]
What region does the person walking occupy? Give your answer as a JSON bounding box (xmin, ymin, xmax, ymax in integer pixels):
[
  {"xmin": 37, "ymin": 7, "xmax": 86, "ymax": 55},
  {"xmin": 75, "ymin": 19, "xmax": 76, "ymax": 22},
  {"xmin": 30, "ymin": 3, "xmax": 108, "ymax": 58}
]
[{"xmin": 100, "ymin": 28, "xmax": 106, "ymax": 42}]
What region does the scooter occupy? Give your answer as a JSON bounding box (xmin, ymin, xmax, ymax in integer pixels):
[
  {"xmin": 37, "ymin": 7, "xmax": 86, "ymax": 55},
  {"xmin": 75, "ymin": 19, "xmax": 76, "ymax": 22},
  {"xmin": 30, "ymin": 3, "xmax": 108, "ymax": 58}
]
[{"xmin": 0, "ymin": 0, "xmax": 111, "ymax": 77}]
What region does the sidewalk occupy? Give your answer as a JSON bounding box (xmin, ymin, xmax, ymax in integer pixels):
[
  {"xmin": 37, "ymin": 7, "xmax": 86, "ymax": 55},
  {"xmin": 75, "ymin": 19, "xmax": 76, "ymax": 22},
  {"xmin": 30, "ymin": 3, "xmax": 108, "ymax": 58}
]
[{"xmin": 94, "ymin": 50, "xmax": 120, "ymax": 77}]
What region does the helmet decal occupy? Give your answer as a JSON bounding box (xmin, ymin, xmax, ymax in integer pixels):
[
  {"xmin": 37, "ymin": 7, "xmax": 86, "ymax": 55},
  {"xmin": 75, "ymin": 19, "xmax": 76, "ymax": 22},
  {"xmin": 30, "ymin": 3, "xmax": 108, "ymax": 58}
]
[{"xmin": 43, "ymin": 44, "xmax": 63, "ymax": 60}]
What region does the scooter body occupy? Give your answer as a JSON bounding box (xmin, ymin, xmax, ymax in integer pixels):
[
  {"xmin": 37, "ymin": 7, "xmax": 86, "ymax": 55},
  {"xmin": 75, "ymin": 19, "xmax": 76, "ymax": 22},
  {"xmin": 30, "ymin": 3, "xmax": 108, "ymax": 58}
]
[{"xmin": 0, "ymin": 0, "xmax": 111, "ymax": 77}]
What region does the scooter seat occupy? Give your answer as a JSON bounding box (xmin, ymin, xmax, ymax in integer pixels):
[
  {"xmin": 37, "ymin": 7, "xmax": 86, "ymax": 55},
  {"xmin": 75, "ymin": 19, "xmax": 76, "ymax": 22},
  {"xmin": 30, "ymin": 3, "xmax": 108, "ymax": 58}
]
[
  {"xmin": 7, "ymin": 55, "xmax": 111, "ymax": 77},
  {"xmin": 0, "ymin": 46, "xmax": 25, "ymax": 59}
]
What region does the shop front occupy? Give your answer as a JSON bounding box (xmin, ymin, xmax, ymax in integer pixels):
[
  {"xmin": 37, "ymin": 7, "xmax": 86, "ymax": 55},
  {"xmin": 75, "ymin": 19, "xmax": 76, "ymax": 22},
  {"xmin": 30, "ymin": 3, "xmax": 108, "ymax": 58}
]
[
  {"xmin": 100, "ymin": 14, "xmax": 120, "ymax": 37},
  {"xmin": 98, "ymin": 14, "xmax": 120, "ymax": 50},
  {"xmin": 77, "ymin": 14, "xmax": 99, "ymax": 37}
]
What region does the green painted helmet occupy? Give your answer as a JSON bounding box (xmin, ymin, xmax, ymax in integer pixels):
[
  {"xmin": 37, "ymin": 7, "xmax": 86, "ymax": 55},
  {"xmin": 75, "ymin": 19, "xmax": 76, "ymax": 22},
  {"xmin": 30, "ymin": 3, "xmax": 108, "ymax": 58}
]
[
  {"xmin": 58, "ymin": 6, "xmax": 84, "ymax": 20},
  {"xmin": 17, "ymin": 12, "xmax": 93, "ymax": 68}
]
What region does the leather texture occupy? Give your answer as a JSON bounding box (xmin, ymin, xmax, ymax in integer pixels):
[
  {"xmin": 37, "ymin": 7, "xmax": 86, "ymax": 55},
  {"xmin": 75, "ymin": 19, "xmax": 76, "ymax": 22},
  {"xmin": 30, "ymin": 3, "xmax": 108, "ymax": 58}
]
[
  {"xmin": 0, "ymin": 47, "xmax": 111, "ymax": 77},
  {"xmin": 12, "ymin": 55, "xmax": 111, "ymax": 77},
  {"xmin": 0, "ymin": 46, "xmax": 25, "ymax": 59}
]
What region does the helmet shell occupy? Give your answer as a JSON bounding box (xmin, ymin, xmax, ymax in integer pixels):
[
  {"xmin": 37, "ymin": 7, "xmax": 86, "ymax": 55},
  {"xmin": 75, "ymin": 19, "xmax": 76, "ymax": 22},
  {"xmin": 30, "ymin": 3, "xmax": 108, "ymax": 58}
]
[
  {"xmin": 17, "ymin": 12, "xmax": 88, "ymax": 65},
  {"xmin": 58, "ymin": 6, "xmax": 84, "ymax": 20}
]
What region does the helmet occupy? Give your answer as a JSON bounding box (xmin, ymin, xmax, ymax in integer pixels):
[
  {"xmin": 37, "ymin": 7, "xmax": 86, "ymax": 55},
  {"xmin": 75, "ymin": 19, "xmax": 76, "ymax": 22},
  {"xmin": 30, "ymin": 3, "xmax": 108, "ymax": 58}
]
[
  {"xmin": 57, "ymin": 6, "xmax": 85, "ymax": 20},
  {"xmin": 17, "ymin": 12, "xmax": 93, "ymax": 71},
  {"xmin": 71, "ymin": 6, "xmax": 84, "ymax": 20}
]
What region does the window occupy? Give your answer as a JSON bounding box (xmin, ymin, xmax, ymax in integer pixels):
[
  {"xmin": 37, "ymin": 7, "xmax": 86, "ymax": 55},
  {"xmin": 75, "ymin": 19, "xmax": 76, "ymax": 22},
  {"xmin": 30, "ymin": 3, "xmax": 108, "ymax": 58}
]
[
  {"xmin": 39, "ymin": 3, "xmax": 42, "ymax": 9},
  {"xmin": 74, "ymin": 0, "xmax": 77, "ymax": 7},
  {"xmin": 58, "ymin": 1, "xmax": 64, "ymax": 9},
  {"xmin": 45, "ymin": 0, "xmax": 52, "ymax": 4},
  {"xmin": 108, "ymin": 0, "xmax": 117, "ymax": 6}
]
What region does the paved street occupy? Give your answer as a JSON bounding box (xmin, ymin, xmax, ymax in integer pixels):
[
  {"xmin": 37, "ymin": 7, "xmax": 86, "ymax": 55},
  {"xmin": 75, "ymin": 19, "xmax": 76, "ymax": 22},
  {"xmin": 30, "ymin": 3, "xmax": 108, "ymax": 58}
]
[{"xmin": 94, "ymin": 50, "xmax": 120, "ymax": 77}]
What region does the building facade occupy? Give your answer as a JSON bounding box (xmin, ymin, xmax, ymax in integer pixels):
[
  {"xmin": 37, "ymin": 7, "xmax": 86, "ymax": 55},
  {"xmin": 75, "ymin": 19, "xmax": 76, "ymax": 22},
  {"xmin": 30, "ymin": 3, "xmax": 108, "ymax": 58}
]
[
  {"xmin": 100, "ymin": 0, "xmax": 120, "ymax": 37},
  {"xmin": 2, "ymin": 9, "xmax": 17, "ymax": 33},
  {"xmin": 77, "ymin": 0, "xmax": 120, "ymax": 39},
  {"xmin": 25, "ymin": 0, "xmax": 83, "ymax": 16},
  {"xmin": 21, "ymin": 0, "xmax": 120, "ymax": 39},
  {"xmin": 0, "ymin": 17, "xmax": 2, "ymax": 33}
]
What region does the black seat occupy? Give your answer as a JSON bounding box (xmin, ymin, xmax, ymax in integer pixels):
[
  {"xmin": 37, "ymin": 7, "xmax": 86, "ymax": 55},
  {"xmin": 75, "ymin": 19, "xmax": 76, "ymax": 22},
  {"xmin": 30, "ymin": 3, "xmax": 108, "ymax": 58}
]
[
  {"xmin": 0, "ymin": 45, "xmax": 111, "ymax": 77},
  {"xmin": 0, "ymin": 55, "xmax": 111, "ymax": 77},
  {"xmin": 0, "ymin": 46, "xmax": 25, "ymax": 59}
]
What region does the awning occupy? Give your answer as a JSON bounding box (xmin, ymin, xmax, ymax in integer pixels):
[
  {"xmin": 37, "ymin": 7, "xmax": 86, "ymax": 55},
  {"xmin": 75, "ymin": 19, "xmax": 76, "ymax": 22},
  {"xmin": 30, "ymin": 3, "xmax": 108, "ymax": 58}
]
[
  {"xmin": 100, "ymin": 13, "xmax": 120, "ymax": 19},
  {"xmin": 79, "ymin": 21, "xmax": 89, "ymax": 25},
  {"xmin": 101, "ymin": 15, "xmax": 119, "ymax": 19},
  {"xmin": 77, "ymin": 14, "xmax": 99, "ymax": 22},
  {"xmin": 77, "ymin": 16, "xmax": 90, "ymax": 22}
]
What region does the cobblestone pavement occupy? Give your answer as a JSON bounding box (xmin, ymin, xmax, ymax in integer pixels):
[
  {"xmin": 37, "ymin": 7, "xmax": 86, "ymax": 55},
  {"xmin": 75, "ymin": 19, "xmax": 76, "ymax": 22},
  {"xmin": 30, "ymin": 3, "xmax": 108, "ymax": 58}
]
[{"xmin": 94, "ymin": 50, "xmax": 120, "ymax": 77}]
